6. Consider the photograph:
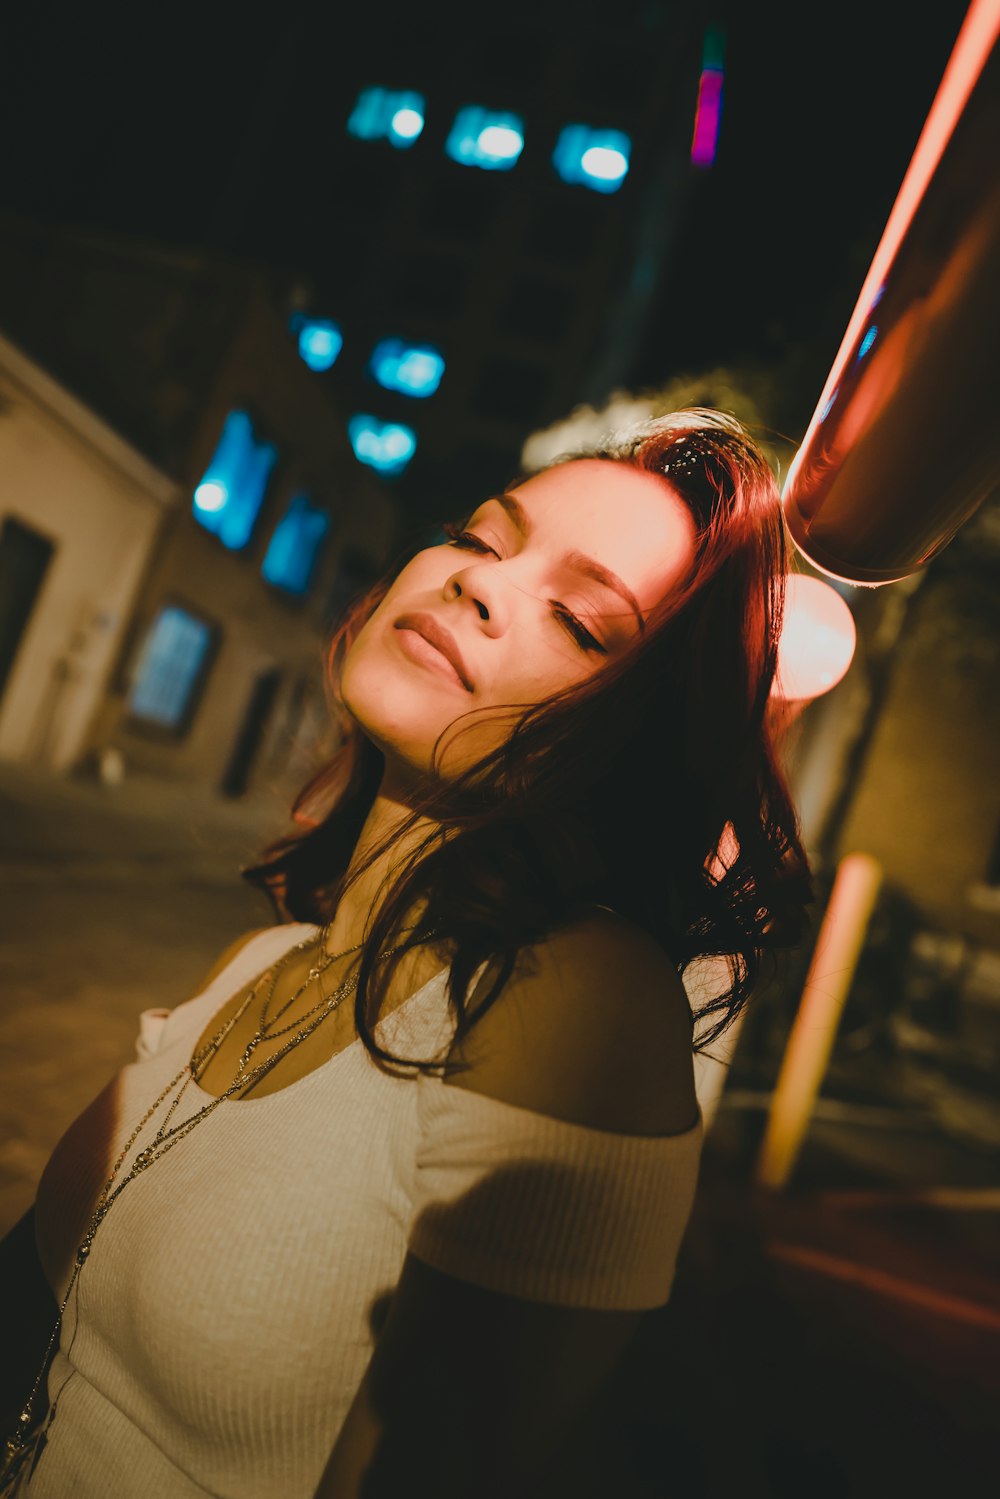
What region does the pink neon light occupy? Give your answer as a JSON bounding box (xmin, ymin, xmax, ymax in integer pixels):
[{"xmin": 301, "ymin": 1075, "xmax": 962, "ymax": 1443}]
[
  {"xmin": 787, "ymin": 0, "xmax": 1000, "ymax": 483},
  {"xmin": 691, "ymin": 69, "xmax": 723, "ymax": 167}
]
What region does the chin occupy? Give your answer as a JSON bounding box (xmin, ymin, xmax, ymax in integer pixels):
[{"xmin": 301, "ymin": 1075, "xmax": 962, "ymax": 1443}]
[
  {"xmin": 342, "ymin": 629, "xmax": 511, "ymax": 784},
  {"xmin": 340, "ymin": 651, "xmax": 430, "ymax": 771}
]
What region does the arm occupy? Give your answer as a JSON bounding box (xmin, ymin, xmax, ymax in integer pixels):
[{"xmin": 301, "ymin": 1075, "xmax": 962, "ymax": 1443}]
[
  {"xmin": 317, "ymin": 912, "xmax": 698, "ymax": 1498},
  {"xmin": 315, "ymin": 1251, "xmax": 643, "ymax": 1499},
  {"xmin": 0, "ymin": 1206, "xmax": 58, "ymax": 1435}
]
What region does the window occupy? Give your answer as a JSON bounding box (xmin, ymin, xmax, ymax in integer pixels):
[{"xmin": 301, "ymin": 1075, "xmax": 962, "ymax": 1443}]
[
  {"xmin": 193, "ymin": 411, "xmax": 278, "ymax": 551},
  {"xmin": 552, "ymin": 126, "xmax": 631, "ymax": 193},
  {"xmin": 348, "ymin": 414, "xmax": 417, "ymax": 475},
  {"xmin": 969, "ymin": 819, "xmax": 1000, "ymax": 911},
  {"xmin": 369, "ymin": 338, "xmax": 445, "ymax": 397},
  {"xmin": 0, "ymin": 516, "xmax": 55, "ymax": 704},
  {"xmin": 261, "ymin": 496, "xmax": 331, "ymax": 595},
  {"xmin": 126, "ymin": 605, "xmax": 216, "ymax": 732},
  {"xmin": 445, "ymin": 107, "xmax": 524, "ymax": 170},
  {"xmin": 986, "ymin": 822, "xmax": 1000, "ymax": 887},
  {"xmin": 292, "ymin": 315, "xmax": 343, "ymax": 372},
  {"xmin": 347, "ymin": 87, "xmax": 425, "ymax": 148}
]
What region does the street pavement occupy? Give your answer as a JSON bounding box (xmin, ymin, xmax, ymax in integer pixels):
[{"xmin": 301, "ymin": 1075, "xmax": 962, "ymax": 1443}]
[
  {"xmin": 1, "ymin": 758, "xmax": 997, "ymax": 1496},
  {"xmin": 0, "ymin": 758, "xmax": 282, "ymax": 1232}
]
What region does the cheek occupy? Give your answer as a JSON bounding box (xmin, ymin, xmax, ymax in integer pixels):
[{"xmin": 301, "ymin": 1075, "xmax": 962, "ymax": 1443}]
[
  {"xmin": 347, "ymin": 560, "xmax": 433, "ymax": 662},
  {"xmin": 366, "ymin": 554, "xmax": 450, "ymax": 630},
  {"xmin": 504, "ymin": 642, "xmax": 597, "ymax": 702},
  {"xmin": 339, "ymin": 570, "xmax": 456, "ymax": 724}
]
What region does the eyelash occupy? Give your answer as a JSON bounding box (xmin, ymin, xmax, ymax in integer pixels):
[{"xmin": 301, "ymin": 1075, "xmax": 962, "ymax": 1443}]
[{"xmin": 442, "ymin": 525, "xmax": 607, "ymax": 655}]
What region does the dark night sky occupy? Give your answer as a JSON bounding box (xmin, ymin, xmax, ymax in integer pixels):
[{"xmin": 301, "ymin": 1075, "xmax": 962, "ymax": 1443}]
[
  {"xmin": 0, "ymin": 0, "xmax": 975, "ymax": 413},
  {"xmin": 627, "ymin": 0, "xmax": 975, "ymax": 403}
]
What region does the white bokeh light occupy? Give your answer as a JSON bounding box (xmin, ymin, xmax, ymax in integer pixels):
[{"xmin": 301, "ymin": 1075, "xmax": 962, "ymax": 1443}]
[
  {"xmin": 773, "ymin": 573, "xmax": 857, "ymax": 701},
  {"xmin": 193, "ymin": 480, "xmax": 228, "ymax": 513},
  {"xmin": 391, "ymin": 106, "xmax": 424, "ymax": 140},
  {"xmin": 476, "ymin": 124, "xmax": 523, "ymax": 160},
  {"xmin": 580, "ymin": 145, "xmax": 628, "ymax": 182}
]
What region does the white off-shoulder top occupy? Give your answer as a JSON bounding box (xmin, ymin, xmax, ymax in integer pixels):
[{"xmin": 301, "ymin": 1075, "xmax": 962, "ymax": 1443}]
[{"xmin": 25, "ymin": 922, "xmax": 704, "ymax": 1498}]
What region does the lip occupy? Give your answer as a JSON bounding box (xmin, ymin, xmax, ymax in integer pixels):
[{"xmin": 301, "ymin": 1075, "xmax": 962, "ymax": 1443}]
[{"xmin": 394, "ymin": 613, "xmax": 474, "ymax": 692}]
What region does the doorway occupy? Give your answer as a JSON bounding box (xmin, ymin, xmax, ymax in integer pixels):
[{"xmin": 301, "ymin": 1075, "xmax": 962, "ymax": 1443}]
[
  {"xmin": 0, "ymin": 517, "xmax": 56, "ymax": 707},
  {"xmin": 220, "ymin": 666, "xmax": 282, "ymax": 798}
]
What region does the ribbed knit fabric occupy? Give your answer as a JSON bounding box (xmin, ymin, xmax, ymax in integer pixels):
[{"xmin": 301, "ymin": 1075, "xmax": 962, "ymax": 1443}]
[{"xmin": 24, "ymin": 922, "xmax": 703, "ymax": 1498}]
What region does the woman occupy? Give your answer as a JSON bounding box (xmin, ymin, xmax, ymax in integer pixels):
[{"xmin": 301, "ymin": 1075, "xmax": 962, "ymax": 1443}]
[{"xmin": 4, "ymin": 408, "xmax": 812, "ymax": 1497}]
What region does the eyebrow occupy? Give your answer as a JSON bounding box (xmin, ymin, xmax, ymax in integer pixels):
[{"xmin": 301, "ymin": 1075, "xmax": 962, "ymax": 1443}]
[{"xmin": 480, "ymin": 491, "xmax": 646, "ymax": 635}]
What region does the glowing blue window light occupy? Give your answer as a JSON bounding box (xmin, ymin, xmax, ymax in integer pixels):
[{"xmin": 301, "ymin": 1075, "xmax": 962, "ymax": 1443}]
[
  {"xmin": 347, "ymin": 87, "xmax": 425, "ymax": 148},
  {"xmin": 193, "ymin": 411, "xmax": 277, "ymax": 550},
  {"xmin": 261, "ymin": 495, "xmax": 331, "ymax": 595},
  {"xmin": 370, "ymin": 338, "xmax": 445, "ymax": 398},
  {"xmin": 348, "ymin": 414, "xmax": 417, "ymax": 474},
  {"xmin": 445, "ymin": 107, "xmax": 524, "ymax": 170},
  {"xmin": 128, "ymin": 606, "xmax": 213, "ymax": 729},
  {"xmin": 553, "ymin": 126, "xmax": 631, "ymax": 192},
  {"xmin": 292, "ymin": 315, "xmax": 343, "ymax": 372}
]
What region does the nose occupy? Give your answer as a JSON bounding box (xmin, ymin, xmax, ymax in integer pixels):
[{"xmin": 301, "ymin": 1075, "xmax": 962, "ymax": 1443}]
[{"xmin": 445, "ymin": 565, "xmax": 498, "ymax": 626}]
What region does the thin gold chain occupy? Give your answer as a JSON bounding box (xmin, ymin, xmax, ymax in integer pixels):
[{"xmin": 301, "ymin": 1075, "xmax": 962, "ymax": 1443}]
[{"xmin": 0, "ymin": 921, "xmax": 436, "ymax": 1491}]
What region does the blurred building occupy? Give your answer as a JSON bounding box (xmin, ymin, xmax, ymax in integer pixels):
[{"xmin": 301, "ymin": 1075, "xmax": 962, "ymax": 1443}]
[
  {"xmin": 275, "ymin": 1, "xmax": 710, "ymax": 533},
  {"xmin": 0, "ymin": 0, "xmax": 724, "ymax": 793},
  {"xmin": 146, "ymin": 0, "xmax": 715, "ymax": 537},
  {"xmin": 764, "ymin": 509, "xmax": 1000, "ymax": 1135},
  {"xmin": 0, "ymin": 329, "xmax": 177, "ymax": 774},
  {"xmin": 0, "ymin": 222, "xmax": 399, "ymax": 799},
  {"xmin": 833, "ymin": 521, "xmax": 1000, "ymax": 1052}
]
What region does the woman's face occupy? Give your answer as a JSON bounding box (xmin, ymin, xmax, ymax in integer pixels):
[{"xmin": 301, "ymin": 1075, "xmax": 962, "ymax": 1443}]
[{"xmin": 341, "ymin": 458, "xmax": 696, "ymax": 788}]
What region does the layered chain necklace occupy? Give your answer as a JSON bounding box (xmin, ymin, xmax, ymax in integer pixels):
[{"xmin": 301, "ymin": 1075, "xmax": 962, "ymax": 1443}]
[{"xmin": 0, "ymin": 920, "xmax": 435, "ymax": 1494}]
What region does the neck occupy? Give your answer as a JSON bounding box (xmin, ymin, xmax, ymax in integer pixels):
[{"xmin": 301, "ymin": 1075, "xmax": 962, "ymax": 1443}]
[{"xmin": 322, "ymin": 781, "xmax": 440, "ymax": 957}]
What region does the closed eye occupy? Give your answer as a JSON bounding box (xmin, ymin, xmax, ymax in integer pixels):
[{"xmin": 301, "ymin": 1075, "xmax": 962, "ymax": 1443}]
[{"xmin": 441, "ymin": 524, "xmax": 608, "ymax": 655}]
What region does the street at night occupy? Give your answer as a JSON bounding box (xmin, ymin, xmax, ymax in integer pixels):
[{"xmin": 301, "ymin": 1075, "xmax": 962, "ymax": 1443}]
[
  {"xmin": 1, "ymin": 761, "xmax": 997, "ymax": 1495},
  {"xmin": 1, "ymin": 1, "xmax": 998, "ymax": 1495}
]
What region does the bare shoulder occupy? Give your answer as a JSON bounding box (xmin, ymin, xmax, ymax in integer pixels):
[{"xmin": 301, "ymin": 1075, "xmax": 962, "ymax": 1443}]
[{"xmin": 447, "ymin": 910, "xmax": 698, "ymax": 1137}]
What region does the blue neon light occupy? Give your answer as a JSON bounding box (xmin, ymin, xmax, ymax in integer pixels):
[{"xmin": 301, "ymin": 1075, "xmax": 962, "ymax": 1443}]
[
  {"xmin": 553, "ymin": 126, "xmax": 631, "ymax": 192},
  {"xmin": 262, "ymin": 495, "xmax": 331, "ymax": 595},
  {"xmin": 370, "ymin": 338, "xmax": 445, "ymax": 398},
  {"xmin": 293, "ymin": 316, "xmax": 343, "ymax": 372},
  {"xmin": 348, "ymin": 414, "xmax": 417, "ymax": 474},
  {"xmin": 819, "ymin": 386, "xmax": 840, "ymax": 423},
  {"xmin": 445, "ymin": 107, "xmax": 524, "ymax": 170},
  {"xmin": 857, "ymin": 325, "xmax": 878, "ymax": 360},
  {"xmin": 193, "ymin": 411, "xmax": 277, "ymax": 550},
  {"xmin": 128, "ymin": 606, "xmax": 213, "ymax": 729},
  {"xmin": 347, "ymin": 87, "xmax": 425, "ymax": 148}
]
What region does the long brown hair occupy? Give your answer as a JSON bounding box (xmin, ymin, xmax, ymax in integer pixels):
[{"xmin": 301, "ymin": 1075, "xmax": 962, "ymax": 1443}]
[{"xmin": 242, "ymin": 409, "xmax": 813, "ymax": 1073}]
